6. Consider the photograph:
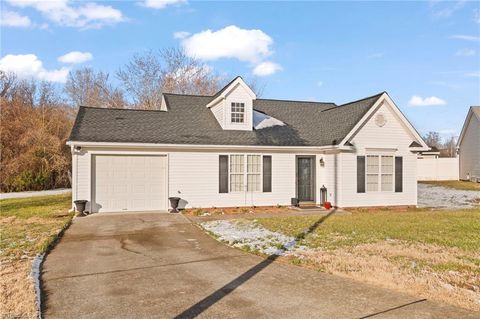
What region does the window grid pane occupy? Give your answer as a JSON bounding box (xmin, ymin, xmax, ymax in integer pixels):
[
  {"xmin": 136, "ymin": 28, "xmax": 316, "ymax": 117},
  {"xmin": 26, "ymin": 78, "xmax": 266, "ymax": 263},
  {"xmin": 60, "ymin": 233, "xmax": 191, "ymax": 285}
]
[
  {"xmin": 381, "ymin": 155, "xmax": 394, "ymax": 191},
  {"xmin": 231, "ymin": 102, "xmax": 245, "ymax": 123}
]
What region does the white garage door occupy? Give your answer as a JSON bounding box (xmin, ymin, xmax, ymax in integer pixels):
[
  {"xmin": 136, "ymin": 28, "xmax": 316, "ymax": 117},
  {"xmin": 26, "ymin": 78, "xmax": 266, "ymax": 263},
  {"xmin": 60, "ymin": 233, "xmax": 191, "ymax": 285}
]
[{"xmin": 93, "ymin": 155, "xmax": 167, "ymax": 212}]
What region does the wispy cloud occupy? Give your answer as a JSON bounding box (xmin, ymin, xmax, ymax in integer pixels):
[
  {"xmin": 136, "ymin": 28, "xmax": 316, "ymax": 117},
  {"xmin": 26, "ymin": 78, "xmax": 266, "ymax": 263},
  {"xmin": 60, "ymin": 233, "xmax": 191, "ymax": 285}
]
[
  {"xmin": 368, "ymin": 52, "xmax": 384, "ymax": 59},
  {"xmin": 6, "ymin": 0, "xmax": 125, "ymax": 29},
  {"xmin": 316, "ymin": 81, "xmax": 323, "ymax": 87},
  {"xmin": 455, "ymin": 48, "xmax": 476, "ymax": 56},
  {"xmin": 450, "ymin": 35, "xmax": 480, "ymax": 42},
  {"xmin": 0, "ymin": 10, "xmax": 31, "ymax": 28},
  {"xmin": 408, "ymin": 95, "xmax": 446, "ymax": 106},
  {"xmin": 474, "ymin": 8, "xmax": 480, "ymax": 23},
  {"xmin": 431, "ymin": 81, "xmax": 460, "ymax": 90},
  {"xmin": 430, "ymin": 0, "xmax": 466, "ymax": 19},
  {"xmin": 465, "ymin": 72, "xmax": 480, "ymax": 78},
  {"xmin": 141, "ymin": 0, "xmax": 187, "ymax": 9}
]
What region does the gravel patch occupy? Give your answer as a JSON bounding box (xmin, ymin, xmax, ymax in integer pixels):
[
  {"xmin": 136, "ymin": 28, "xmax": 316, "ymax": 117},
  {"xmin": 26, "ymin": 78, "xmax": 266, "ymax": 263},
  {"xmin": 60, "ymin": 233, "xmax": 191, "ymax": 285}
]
[
  {"xmin": 201, "ymin": 219, "xmax": 304, "ymax": 256},
  {"xmin": 418, "ymin": 184, "xmax": 480, "ymax": 209}
]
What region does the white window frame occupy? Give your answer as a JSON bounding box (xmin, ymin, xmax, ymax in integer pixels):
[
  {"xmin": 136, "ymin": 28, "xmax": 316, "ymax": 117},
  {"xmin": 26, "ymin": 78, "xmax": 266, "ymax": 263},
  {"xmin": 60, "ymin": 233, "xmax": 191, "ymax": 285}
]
[
  {"xmin": 365, "ymin": 154, "xmax": 395, "ymax": 192},
  {"xmin": 231, "ymin": 102, "xmax": 245, "ymax": 124},
  {"xmin": 228, "ymin": 154, "xmax": 263, "ymax": 192}
]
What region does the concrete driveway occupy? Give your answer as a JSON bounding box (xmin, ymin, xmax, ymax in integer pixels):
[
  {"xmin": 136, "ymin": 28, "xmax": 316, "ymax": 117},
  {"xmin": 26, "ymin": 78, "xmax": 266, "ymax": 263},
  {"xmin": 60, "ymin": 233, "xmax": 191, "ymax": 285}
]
[{"xmin": 42, "ymin": 212, "xmax": 477, "ymax": 319}]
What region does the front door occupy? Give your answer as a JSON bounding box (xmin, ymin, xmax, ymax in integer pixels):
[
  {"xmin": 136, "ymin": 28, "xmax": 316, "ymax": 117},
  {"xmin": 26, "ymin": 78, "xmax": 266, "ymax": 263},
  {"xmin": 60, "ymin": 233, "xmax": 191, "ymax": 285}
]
[{"xmin": 297, "ymin": 156, "xmax": 315, "ymax": 202}]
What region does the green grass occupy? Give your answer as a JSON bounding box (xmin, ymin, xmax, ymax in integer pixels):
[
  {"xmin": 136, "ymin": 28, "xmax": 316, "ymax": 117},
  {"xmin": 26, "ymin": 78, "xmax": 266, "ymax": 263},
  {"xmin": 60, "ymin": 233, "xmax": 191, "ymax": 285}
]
[
  {"xmin": 0, "ymin": 193, "xmax": 73, "ymax": 258},
  {"xmin": 256, "ymin": 208, "xmax": 480, "ymax": 251},
  {"xmin": 419, "ymin": 180, "xmax": 480, "ymax": 191}
]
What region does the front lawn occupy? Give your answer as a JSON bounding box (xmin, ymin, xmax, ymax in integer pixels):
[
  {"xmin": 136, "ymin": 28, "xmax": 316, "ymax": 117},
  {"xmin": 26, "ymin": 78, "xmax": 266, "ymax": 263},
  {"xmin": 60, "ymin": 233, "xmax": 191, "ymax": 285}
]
[
  {"xmin": 0, "ymin": 193, "xmax": 73, "ymax": 319},
  {"xmin": 419, "ymin": 180, "xmax": 480, "ymax": 191},
  {"xmin": 255, "ymin": 208, "xmax": 480, "ymax": 311}
]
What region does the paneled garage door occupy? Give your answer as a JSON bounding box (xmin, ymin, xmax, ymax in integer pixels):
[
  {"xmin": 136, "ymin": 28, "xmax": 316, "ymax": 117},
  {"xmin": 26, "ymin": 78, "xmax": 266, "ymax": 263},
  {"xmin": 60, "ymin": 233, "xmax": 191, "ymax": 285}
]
[{"xmin": 93, "ymin": 155, "xmax": 167, "ymax": 212}]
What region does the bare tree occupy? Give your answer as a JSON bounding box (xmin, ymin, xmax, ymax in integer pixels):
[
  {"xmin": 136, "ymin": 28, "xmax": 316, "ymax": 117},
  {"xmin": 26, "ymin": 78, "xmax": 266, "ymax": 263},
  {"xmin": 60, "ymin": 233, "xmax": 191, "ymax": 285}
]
[
  {"xmin": 117, "ymin": 48, "xmax": 222, "ymax": 109},
  {"xmin": 0, "ymin": 71, "xmax": 16, "ymax": 98},
  {"xmin": 443, "ymin": 135, "xmax": 457, "ymax": 157},
  {"xmin": 423, "ymin": 131, "xmax": 442, "ymax": 148},
  {"xmin": 65, "ymin": 67, "xmax": 125, "ymax": 108},
  {"xmin": 116, "ymin": 51, "xmax": 164, "ymax": 110}
]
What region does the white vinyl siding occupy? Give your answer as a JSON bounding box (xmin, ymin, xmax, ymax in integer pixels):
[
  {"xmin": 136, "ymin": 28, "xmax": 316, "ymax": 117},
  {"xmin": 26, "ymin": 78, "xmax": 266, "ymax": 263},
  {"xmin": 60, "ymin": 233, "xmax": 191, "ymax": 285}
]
[
  {"xmin": 337, "ymin": 100, "xmax": 418, "ymax": 207},
  {"xmin": 459, "ymin": 111, "xmax": 480, "ymax": 180},
  {"xmin": 169, "ymin": 151, "xmax": 296, "ymax": 208}
]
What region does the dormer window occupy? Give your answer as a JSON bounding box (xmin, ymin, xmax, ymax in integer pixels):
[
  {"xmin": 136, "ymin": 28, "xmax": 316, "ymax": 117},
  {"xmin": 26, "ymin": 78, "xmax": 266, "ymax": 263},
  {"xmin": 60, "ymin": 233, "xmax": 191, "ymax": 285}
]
[{"xmin": 231, "ymin": 102, "xmax": 245, "ymax": 123}]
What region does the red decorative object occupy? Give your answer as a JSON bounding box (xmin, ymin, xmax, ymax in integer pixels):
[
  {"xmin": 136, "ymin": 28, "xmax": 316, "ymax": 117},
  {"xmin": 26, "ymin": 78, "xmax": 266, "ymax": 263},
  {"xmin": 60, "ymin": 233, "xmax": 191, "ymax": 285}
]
[{"xmin": 324, "ymin": 201, "xmax": 332, "ymax": 209}]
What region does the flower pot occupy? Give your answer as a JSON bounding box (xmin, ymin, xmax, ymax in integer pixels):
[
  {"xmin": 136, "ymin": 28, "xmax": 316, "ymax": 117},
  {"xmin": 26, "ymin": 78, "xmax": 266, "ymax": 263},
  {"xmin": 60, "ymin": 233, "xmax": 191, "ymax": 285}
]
[
  {"xmin": 168, "ymin": 197, "xmax": 181, "ymax": 213},
  {"xmin": 74, "ymin": 200, "xmax": 88, "ymax": 216}
]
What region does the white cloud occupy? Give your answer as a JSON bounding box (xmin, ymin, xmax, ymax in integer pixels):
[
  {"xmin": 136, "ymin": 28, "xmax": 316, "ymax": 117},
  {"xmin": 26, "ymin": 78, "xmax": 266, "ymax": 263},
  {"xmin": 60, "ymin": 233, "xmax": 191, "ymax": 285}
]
[
  {"xmin": 141, "ymin": 0, "xmax": 187, "ymax": 9},
  {"xmin": 58, "ymin": 51, "xmax": 93, "ymax": 64},
  {"xmin": 0, "ymin": 10, "xmax": 31, "ymax": 27},
  {"xmin": 252, "ymin": 61, "xmax": 282, "ymax": 76},
  {"xmin": 173, "ymin": 31, "xmax": 190, "ymax": 39},
  {"xmin": 450, "ymin": 35, "xmax": 480, "ymax": 42},
  {"xmin": 316, "ymin": 81, "xmax": 323, "ymax": 87},
  {"xmin": 408, "ymin": 95, "xmax": 446, "ymax": 107},
  {"xmin": 474, "ymin": 8, "xmax": 480, "ymax": 23},
  {"xmin": 455, "ymin": 48, "xmax": 476, "ymax": 56},
  {"xmin": 6, "ymin": 0, "xmax": 125, "ymax": 28},
  {"xmin": 430, "ymin": 0, "xmax": 466, "ymax": 19},
  {"xmin": 0, "ymin": 54, "xmax": 69, "ymax": 83},
  {"xmin": 178, "ymin": 25, "xmax": 274, "ymax": 63}
]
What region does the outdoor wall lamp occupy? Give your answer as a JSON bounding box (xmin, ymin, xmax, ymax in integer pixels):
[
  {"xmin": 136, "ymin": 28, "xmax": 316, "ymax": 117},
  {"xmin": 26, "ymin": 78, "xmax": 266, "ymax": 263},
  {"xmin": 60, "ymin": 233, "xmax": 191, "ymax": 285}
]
[{"xmin": 319, "ymin": 157, "xmax": 325, "ymax": 167}]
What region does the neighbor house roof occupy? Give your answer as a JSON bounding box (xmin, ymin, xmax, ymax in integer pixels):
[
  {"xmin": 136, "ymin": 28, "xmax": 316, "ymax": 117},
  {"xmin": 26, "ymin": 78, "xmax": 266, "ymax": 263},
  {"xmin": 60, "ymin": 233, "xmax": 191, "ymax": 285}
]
[{"xmin": 68, "ymin": 92, "xmax": 384, "ymax": 147}]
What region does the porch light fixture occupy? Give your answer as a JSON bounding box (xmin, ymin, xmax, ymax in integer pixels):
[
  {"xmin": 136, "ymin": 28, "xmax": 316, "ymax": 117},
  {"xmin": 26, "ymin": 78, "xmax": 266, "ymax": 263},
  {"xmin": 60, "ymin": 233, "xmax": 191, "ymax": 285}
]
[{"xmin": 319, "ymin": 157, "xmax": 325, "ymax": 167}]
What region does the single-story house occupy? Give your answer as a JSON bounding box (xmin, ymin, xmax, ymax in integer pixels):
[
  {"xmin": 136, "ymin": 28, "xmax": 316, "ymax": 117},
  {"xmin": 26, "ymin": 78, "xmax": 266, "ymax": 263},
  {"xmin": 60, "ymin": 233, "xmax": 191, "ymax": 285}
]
[
  {"xmin": 67, "ymin": 77, "xmax": 429, "ymax": 213},
  {"xmin": 457, "ymin": 106, "xmax": 480, "ymax": 182}
]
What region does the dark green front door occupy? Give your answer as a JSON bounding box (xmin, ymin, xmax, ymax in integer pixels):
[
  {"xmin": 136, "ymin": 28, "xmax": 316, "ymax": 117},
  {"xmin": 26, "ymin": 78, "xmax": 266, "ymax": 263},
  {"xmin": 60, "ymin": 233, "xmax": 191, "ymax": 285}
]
[{"xmin": 297, "ymin": 157, "xmax": 314, "ymax": 201}]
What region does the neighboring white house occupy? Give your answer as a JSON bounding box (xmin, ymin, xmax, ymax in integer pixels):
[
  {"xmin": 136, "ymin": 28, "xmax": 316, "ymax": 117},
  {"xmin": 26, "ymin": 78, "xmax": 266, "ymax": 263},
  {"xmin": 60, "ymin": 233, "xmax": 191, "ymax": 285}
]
[
  {"xmin": 457, "ymin": 106, "xmax": 480, "ymax": 181},
  {"xmin": 67, "ymin": 77, "xmax": 429, "ymax": 213}
]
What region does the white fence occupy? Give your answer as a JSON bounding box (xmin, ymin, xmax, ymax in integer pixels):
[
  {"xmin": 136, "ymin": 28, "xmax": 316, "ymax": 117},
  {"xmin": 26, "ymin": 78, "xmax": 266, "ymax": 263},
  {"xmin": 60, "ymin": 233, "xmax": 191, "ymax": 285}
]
[{"xmin": 417, "ymin": 158, "xmax": 459, "ymax": 181}]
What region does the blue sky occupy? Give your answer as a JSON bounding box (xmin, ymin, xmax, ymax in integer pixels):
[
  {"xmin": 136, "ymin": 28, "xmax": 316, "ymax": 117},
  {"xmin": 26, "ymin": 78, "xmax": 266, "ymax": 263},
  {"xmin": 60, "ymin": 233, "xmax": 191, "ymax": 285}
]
[{"xmin": 1, "ymin": 0, "xmax": 479, "ymax": 140}]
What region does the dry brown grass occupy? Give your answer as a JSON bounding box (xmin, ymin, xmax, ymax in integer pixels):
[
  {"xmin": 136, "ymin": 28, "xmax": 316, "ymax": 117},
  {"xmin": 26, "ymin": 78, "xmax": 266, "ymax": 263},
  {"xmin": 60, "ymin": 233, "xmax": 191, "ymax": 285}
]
[
  {"xmin": 285, "ymin": 241, "xmax": 480, "ymax": 311},
  {"xmin": 0, "ymin": 260, "xmax": 37, "ymax": 319},
  {"xmin": 0, "ymin": 194, "xmax": 72, "ymax": 319}
]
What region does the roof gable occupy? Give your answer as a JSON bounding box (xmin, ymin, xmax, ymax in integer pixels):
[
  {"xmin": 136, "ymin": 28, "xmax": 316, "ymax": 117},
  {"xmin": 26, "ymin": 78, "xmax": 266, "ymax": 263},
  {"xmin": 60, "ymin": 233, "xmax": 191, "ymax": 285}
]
[
  {"xmin": 458, "ymin": 106, "xmax": 480, "ymax": 147},
  {"xmin": 206, "ymin": 76, "xmax": 256, "ymax": 108}
]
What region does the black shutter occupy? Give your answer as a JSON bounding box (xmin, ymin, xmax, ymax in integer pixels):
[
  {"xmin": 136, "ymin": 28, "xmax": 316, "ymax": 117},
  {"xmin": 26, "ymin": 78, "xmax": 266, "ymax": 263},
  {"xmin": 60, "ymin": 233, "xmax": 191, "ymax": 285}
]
[
  {"xmin": 263, "ymin": 156, "xmax": 272, "ymax": 192},
  {"xmin": 357, "ymin": 156, "xmax": 365, "ymax": 193},
  {"xmin": 219, "ymin": 155, "xmax": 228, "ymax": 193},
  {"xmin": 395, "ymin": 156, "xmax": 403, "ymax": 192}
]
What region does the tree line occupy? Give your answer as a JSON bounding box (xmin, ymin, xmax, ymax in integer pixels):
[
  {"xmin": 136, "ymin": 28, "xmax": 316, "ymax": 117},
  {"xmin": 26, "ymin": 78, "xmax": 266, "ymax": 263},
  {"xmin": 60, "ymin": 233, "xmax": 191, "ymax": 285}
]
[{"xmin": 0, "ymin": 48, "xmax": 242, "ymax": 192}]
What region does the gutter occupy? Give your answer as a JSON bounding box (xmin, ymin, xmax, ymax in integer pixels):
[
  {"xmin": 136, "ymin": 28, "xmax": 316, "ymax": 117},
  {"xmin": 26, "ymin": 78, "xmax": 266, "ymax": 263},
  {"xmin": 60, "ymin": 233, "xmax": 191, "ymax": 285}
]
[{"xmin": 66, "ymin": 141, "xmax": 352, "ymax": 153}]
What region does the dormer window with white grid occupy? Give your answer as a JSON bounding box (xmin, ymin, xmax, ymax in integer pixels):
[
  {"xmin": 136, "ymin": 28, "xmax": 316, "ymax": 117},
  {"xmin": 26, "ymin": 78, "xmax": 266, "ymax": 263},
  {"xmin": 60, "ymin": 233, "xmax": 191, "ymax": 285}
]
[{"xmin": 231, "ymin": 102, "xmax": 245, "ymax": 123}]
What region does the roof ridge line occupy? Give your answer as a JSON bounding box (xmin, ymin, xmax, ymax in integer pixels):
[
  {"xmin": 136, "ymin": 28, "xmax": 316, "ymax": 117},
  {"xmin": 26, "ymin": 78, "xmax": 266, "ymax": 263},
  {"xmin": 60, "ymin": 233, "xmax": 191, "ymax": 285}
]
[
  {"xmin": 256, "ymin": 98, "xmax": 336, "ymax": 104},
  {"xmin": 78, "ymin": 105, "xmax": 167, "ymax": 112},
  {"xmin": 338, "ymin": 91, "xmax": 386, "ymax": 107},
  {"xmin": 163, "ymin": 92, "xmax": 214, "ymax": 98}
]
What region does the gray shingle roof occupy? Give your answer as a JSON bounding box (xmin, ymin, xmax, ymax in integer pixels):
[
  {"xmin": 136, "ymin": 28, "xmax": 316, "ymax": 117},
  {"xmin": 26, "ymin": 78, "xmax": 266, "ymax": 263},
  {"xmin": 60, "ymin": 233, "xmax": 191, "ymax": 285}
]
[{"xmin": 69, "ymin": 92, "xmax": 384, "ymax": 147}]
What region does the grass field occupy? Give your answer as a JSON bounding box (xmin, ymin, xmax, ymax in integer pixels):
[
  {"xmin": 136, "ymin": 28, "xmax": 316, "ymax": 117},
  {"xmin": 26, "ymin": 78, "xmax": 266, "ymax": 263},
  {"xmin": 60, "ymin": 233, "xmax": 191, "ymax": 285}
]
[
  {"xmin": 419, "ymin": 180, "xmax": 480, "ymax": 191},
  {"xmin": 256, "ymin": 208, "xmax": 480, "ymax": 311},
  {"xmin": 0, "ymin": 193, "xmax": 73, "ymax": 319}
]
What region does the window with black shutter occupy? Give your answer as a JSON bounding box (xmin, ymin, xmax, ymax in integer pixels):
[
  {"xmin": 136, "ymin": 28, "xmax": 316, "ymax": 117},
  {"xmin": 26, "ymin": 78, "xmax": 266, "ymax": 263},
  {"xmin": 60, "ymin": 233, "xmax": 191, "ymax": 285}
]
[
  {"xmin": 263, "ymin": 156, "xmax": 272, "ymax": 192},
  {"xmin": 357, "ymin": 156, "xmax": 365, "ymax": 193},
  {"xmin": 395, "ymin": 157, "xmax": 403, "ymax": 192},
  {"xmin": 219, "ymin": 155, "xmax": 228, "ymax": 193}
]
